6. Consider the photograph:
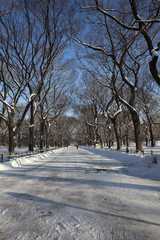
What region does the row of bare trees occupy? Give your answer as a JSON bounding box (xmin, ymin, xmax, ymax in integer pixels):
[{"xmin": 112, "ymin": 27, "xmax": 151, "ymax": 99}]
[
  {"xmin": 0, "ymin": 0, "xmax": 160, "ymax": 153},
  {"xmin": 71, "ymin": 0, "xmax": 160, "ymax": 151},
  {"xmin": 73, "ymin": 75, "xmax": 160, "ymax": 149},
  {"xmin": 0, "ymin": 0, "xmax": 76, "ymax": 154}
]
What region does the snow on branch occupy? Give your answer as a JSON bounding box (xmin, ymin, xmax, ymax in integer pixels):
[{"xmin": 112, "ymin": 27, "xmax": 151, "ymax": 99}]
[
  {"xmin": 81, "ymin": 3, "xmax": 139, "ymax": 31},
  {"xmin": 0, "ymin": 91, "xmax": 4, "ymax": 98},
  {"xmin": 29, "ymin": 93, "xmax": 36, "ymax": 102},
  {"xmin": 0, "ymin": 99, "xmax": 14, "ymax": 113},
  {"xmin": 112, "ymin": 106, "xmax": 122, "ymax": 119},
  {"xmin": 0, "ymin": 113, "xmax": 7, "ymax": 123},
  {"xmin": 104, "ymin": 105, "xmax": 122, "ymax": 120},
  {"xmin": 122, "ymin": 75, "xmax": 135, "ymax": 88},
  {"xmin": 69, "ymin": 35, "xmax": 111, "ymax": 57},
  {"xmin": 135, "ymin": 19, "xmax": 160, "ymax": 23},
  {"xmin": 0, "ymin": 10, "xmax": 12, "ymax": 18},
  {"xmin": 119, "ymin": 96, "xmax": 136, "ymax": 112},
  {"xmin": 13, "ymin": 126, "xmax": 17, "ymax": 132},
  {"xmin": 151, "ymin": 49, "xmax": 159, "ymax": 59},
  {"xmin": 85, "ymin": 120, "xmax": 95, "ymax": 127},
  {"xmin": 29, "ymin": 125, "xmax": 35, "ymax": 128}
]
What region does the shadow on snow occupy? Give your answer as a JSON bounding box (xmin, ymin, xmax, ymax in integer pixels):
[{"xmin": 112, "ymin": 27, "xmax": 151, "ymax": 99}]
[{"xmin": 6, "ymin": 192, "xmax": 160, "ymax": 227}]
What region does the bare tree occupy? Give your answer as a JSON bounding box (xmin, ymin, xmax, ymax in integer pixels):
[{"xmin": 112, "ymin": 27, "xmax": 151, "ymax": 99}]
[
  {"xmin": 0, "ymin": 0, "xmax": 71, "ymax": 153},
  {"xmin": 70, "ymin": 8, "xmax": 144, "ymax": 150},
  {"xmin": 81, "ymin": 74, "xmax": 122, "ymax": 149},
  {"xmin": 34, "ymin": 64, "xmax": 74, "ymax": 150},
  {"xmin": 81, "ymin": 0, "xmax": 160, "ymax": 86},
  {"xmin": 0, "ymin": 2, "xmax": 45, "ymax": 154},
  {"xmin": 76, "ymin": 79, "xmax": 104, "ymax": 147},
  {"xmin": 0, "ymin": 58, "xmax": 37, "ymax": 154},
  {"xmin": 23, "ymin": 0, "xmax": 71, "ymax": 151},
  {"xmin": 137, "ymin": 71, "xmax": 160, "ymax": 146}
]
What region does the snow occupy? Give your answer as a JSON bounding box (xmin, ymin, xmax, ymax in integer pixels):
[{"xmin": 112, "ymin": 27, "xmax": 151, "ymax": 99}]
[
  {"xmin": 0, "ymin": 146, "xmax": 159, "ymax": 239},
  {"xmin": 29, "ymin": 93, "xmax": 36, "ymax": 102},
  {"xmin": 112, "ymin": 106, "xmax": 122, "ymax": 118},
  {"xmin": 83, "ymin": 147, "xmax": 160, "ymax": 179},
  {"xmin": 29, "ymin": 124, "xmax": 35, "ymax": 128},
  {"xmin": 0, "ymin": 146, "xmax": 29, "ymax": 153},
  {"xmin": 151, "ymin": 49, "xmax": 159, "ymax": 58}
]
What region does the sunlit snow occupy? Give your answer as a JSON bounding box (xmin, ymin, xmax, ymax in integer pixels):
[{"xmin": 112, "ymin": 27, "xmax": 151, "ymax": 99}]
[{"xmin": 0, "ymin": 146, "xmax": 159, "ymax": 239}]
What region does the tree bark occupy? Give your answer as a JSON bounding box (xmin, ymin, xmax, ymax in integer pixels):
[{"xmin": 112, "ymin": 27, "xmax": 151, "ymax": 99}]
[
  {"xmin": 149, "ymin": 57, "xmax": 160, "ymax": 86},
  {"xmin": 149, "ymin": 122, "xmax": 154, "ymax": 147},
  {"xmin": 96, "ymin": 130, "xmax": 103, "ymax": 148},
  {"xmin": 126, "ymin": 129, "xmax": 129, "ymax": 148},
  {"xmin": 40, "ymin": 120, "xmax": 44, "ymax": 150},
  {"xmin": 46, "ymin": 127, "xmax": 50, "ymax": 149},
  {"xmin": 108, "ymin": 126, "xmax": 111, "ymax": 149},
  {"xmin": 8, "ymin": 113, "xmax": 15, "ymax": 154},
  {"xmin": 145, "ymin": 113, "xmax": 155, "ymax": 147},
  {"xmin": 145, "ymin": 127, "xmax": 148, "ymax": 146},
  {"xmin": 111, "ymin": 118, "xmax": 122, "ymax": 150},
  {"xmin": 29, "ymin": 101, "xmax": 34, "ymax": 151},
  {"xmin": 130, "ymin": 110, "xmax": 142, "ymax": 152}
]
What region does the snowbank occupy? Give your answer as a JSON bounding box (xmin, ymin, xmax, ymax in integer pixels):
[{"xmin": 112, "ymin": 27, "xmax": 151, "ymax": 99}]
[
  {"xmin": 129, "ymin": 154, "xmax": 160, "ymax": 180},
  {"xmin": 83, "ymin": 147, "xmax": 160, "ymax": 180},
  {"xmin": 0, "ymin": 148, "xmax": 65, "ymax": 171},
  {"xmin": 0, "ymin": 146, "xmax": 159, "ymax": 180}
]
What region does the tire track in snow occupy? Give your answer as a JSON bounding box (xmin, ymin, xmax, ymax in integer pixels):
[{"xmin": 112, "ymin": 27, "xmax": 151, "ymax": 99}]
[{"xmin": 51, "ymin": 210, "xmax": 96, "ymax": 240}]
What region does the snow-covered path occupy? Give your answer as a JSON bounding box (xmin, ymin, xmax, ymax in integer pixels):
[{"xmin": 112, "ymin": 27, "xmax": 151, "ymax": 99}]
[{"xmin": 0, "ymin": 147, "xmax": 159, "ymax": 240}]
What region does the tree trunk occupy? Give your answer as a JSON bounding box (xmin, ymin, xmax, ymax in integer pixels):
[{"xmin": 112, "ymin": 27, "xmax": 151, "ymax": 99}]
[
  {"xmin": 108, "ymin": 127, "xmax": 111, "ymax": 149},
  {"xmin": 95, "ymin": 129, "xmax": 103, "ymax": 148},
  {"xmin": 8, "ymin": 113, "xmax": 15, "ymax": 154},
  {"xmin": 112, "ymin": 118, "xmax": 122, "ymax": 150},
  {"xmin": 46, "ymin": 128, "xmax": 50, "ymax": 149},
  {"xmin": 40, "ymin": 119, "xmax": 44, "ymax": 150},
  {"xmin": 130, "ymin": 110, "xmax": 142, "ymax": 152},
  {"xmin": 18, "ymin": 131, "xmax": 22, "ymax": 148},
  {"xmin": 126, "ymin": 129, "xmax": 129, "ymax": 148},
  {"xmin": 149, "ymin": 123, "xmax": 154, "ymax": 147},
  {"xmin": 99, "ymin": 138, "xmax": 103, "ymax": 148},
  {"xmin": 39, "ymin": 104, "xmax": 45, "ymax": 150},
  {"xmin": 29, "ymin": 102, "xmax": 34, "ymax": 151},
  {"xmin": 93, "ymin": 137, "xmax": 96, "ymax": 148},
  {"xmin": 98, "ymin": 133, "xmax": 103, "ymax": 148},
  {"xmin": 149, "ymin": 56, "xmax": 160, "ymax": 87},
  {"xmin": 145, "ymin": 127, "xmax": 148, "ymax": 146},
  {"xmin": 1, "ymin": 132, "xmax": 6, "ymax": 146},
  {"xmin": 146, "ymin": 114, "xmax": 155, "ymax": 147}
]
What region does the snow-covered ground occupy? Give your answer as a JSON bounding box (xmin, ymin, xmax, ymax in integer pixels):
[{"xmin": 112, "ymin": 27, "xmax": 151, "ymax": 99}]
[
  {"xmin": 104, "ymin": 142, "xmax": 160, "ymax": 155},
  {"xmin": 0, "ymin": 146, "xmax": 159, "ymax": 239},
  {"xmin": 0, "ymin": 146, "xmax": 29, "ymax": 153}
]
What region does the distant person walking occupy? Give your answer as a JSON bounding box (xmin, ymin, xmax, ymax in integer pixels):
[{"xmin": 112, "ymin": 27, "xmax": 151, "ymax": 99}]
[{"xmin": 76, "ymin": 145, "xmax": 78, "ymax": 149}]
